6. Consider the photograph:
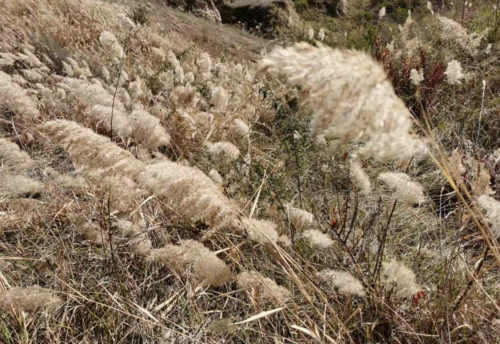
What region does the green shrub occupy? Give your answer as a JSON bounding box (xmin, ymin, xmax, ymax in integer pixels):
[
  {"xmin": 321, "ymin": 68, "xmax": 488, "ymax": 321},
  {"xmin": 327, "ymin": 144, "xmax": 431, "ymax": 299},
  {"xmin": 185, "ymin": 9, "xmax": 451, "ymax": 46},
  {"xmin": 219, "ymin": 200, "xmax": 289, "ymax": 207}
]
[{"xmin": 294, "ymin": 0, "xmax": 309, "ymax": 12}]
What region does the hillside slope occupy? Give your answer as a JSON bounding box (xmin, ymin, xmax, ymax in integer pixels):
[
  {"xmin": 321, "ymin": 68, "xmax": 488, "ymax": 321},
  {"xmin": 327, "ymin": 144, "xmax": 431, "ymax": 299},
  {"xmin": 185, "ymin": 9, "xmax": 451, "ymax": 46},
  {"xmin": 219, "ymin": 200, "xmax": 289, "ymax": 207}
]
[{"xmin": 0, "ymin": 0, "xmax": 499, "ymax": 343}]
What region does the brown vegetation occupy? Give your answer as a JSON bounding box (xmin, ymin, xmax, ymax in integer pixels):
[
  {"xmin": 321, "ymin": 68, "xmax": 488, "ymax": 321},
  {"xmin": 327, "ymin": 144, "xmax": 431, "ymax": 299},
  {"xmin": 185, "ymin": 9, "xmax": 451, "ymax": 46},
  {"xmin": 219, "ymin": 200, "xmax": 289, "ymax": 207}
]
[{"xmin": 0, "ymin": 0, "xmax": 499, "ymax": 343}]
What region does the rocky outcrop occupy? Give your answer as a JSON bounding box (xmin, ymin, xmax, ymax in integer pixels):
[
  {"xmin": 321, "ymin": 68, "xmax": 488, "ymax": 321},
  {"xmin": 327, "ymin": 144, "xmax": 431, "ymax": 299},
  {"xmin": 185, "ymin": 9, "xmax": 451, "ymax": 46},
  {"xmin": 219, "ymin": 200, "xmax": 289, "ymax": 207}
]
[
  {"xmin": 218, "ymin": 0, "xmax": 301, "ymax": 37},
  {"xmin": 307, "ymin": 0, "xmax": 341, "ymax": 17},
  {"xmin": 166, "ymin": 0, "xmax": 222, "ymax": 23}
]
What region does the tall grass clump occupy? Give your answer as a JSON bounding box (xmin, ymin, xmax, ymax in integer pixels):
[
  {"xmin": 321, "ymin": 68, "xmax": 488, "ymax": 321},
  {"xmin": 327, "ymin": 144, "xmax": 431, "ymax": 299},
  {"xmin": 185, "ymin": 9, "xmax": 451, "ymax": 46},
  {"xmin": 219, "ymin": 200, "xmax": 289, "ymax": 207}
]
[
  {"xmin": 0, "ymin": 138, "xmax": 44, "ymax": 198},
  {"xmin": 259, "ymin": 42, "xmax": 427, "ymax": 164},
  {"xmin": 39, "ymin": 119, "xmax": 145, "ymax": 178},
  {"xmin": 2, "ymin": 0, "xmax": 500, "ymax": 342},
  {"xmin": 148, "ymin": 240, "xmax": 232, "ymax": 287},
  {"xmin": 0, "ymin": 71, "xmax": 40, "ymax": 120},
  {"xmin": 257, "ymin": 35, "xmax": 500, "ymax": 342},
  {"xmin": 0, "ymin": 287, "xmax": 62, "ymax": 314},
  {"xmin": 138, "ymin": 161, "xmax": 240, "ymax": 231}
]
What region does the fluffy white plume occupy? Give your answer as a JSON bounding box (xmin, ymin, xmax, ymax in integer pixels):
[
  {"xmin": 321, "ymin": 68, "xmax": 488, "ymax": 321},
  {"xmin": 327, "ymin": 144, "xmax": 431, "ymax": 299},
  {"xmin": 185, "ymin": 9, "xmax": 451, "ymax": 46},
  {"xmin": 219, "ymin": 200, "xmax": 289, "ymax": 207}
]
[
  {"xmin": 350, "ymin": 158, "xmax": 371, "ymax": 195},
  {"xmin": 437, "ymin": 15, "xmax": 485, "ymax": 55},
  {"xmin": 259, "ymin": 43, "xmax": 427, "ymax": 162},
  {"xmin": 378, "ymin": 172, "xmax": 425, "ymax": 205},
  {"xmin": 0, "ymin": 71, "xmax": 39, "ymax": 119},
  {"xmin": 317, "ymin": 269, "xmax": 366, "ymax": 297},
  {"xmin": 241, "ymin": 217, "xmax": 279, "ymax": 244},
  {"xmin": 286, "ymin": 204, "xmax": 315, "ymax": 231},
  {"xmin": 99, "ymin": 31, "xmax": 125, "ymax": 60},
  {"xmin": 129, "ymin": 109, "xmax": 171, "ymax": 149},
  {"xmin": 0, "ymin": 138, "xmax": 34, "ymax": 170},
  {"xmin": 0, "ymin": 286, "xmax": 62, "ymax": 313},
  {"xmin": 381, "ymin": 260, "xmax": 421, "ymax": 298},
  {"xmin": 39, "ymin": 120, "xmax": 145, "ymax": 178},
  {"xmin": 149, "ymin": 240, "xmax": 232, "ymax": 287},
  {"xmin": 301, "ymin": 229, "xmax": 334, "ymax": 249},
  {"xmin": 445, "ymin": 60, "xmax": 465, "ymax": 85},
  {"xmin": 410, "ymin": 68, "xmax": 424, "ymax": 86},
  {"xmin": 206, "ymin": 141, "xmax": 240, "ymax": 161},
  {"xmin": 138, "ymin": 161, "xmax": 239, "ymax": 229},
  {"xmin": 477, "ymin": 195, "xmax": 500, "ymax": 238},
  {"xmin": 237, "ymin": 271, "xmax": 290, "ymax": 304}
]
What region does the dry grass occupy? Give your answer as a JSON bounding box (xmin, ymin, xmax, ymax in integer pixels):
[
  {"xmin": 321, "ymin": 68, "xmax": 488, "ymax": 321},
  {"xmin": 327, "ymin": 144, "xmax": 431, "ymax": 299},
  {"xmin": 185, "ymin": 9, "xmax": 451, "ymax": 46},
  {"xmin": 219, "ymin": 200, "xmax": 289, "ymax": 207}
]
[{"xmin": 0, "ymin": 0, "xmax": 499, "ymax": 343}]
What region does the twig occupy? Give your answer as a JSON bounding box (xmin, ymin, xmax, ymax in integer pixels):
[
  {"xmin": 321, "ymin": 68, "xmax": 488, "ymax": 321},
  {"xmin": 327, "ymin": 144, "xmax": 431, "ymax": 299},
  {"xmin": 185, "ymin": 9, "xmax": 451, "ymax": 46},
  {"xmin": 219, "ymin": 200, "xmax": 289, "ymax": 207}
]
[
  {"xmin": 371, "ymin": 198, "xmax": 398, "ymax": 283},
  {"xmin": 292, "ymin": 134, "xmax": 303, "ymax": 208},
  {"xmin": 451, "ymin": 246, "xmax": 488, "ymax": 313},
  {"xmin": 106, "ymin": 195, "xmax": 117, "ymax": 272},
  {"xmin": 371, "ymin": 158, "xmax": 413, "ymax": 282},
  {"xmin": 358, "ymin": 197, "xmax": 382, "ymax": 256},
  {"xmin": 110, "ymin": 58, "xmax": 125, "ymax": 141},
  {"xmin": 249, "ymin": 169, "xmax": 267, "ymax": 218},
  {"xmin": 344, "ymin": 192, "xmax": 359, "ymax": 244},
  {"xmin": 110, "ymin": 28, "xmax": 136, "ymax": 140}
]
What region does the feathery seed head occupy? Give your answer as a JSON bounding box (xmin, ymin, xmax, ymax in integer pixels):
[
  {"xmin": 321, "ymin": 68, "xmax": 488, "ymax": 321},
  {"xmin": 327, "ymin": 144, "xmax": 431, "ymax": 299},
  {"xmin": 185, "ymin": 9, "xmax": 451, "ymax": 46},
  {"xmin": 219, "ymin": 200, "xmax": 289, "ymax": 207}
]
[
  {"xmin": 378, "ymin": 6, "xmax": 386, "ymax": 19},
  {"xmin": 206, "ymin": 141, "xmax": 240, "ymax": 161},
  {"xmin": 237, "ymin": 271, "xmax": 290, "ymax": 305},
  {"xmin": 0, "ymin": 174, "xmax": 44, "ymax": 198},
  {"xmin": 151, "ymin": 47, "xmax": 165, "ymax": 61},
  {"xmin": 88, "ymin": 104, "xmax": 132, "ymax": 137},
  {"xmin": 167, "ymin": 50, "xmax": 181, "ymax": 69},
  {"xmin": 149, "ymin": 240, "xmax": 232, "ymax": 287},
  {"xmin": 259, "ymin": 43, "xmax": 427, "ymax": 162},
  {"xmin": 241, "ymin": 217, "xmax": 279, "ymax": 244},
  {"xmin": 317, "ymin": 269, "xmax": 366, "ymax": 297},
  {"xmin": 129, "ymin": 109, "xmax": 171, "ymax": 149},
  {"xmin": 317, "ymin": 28, "xmax": 326, "ymax": 41},
  {"xmin": 427, "ymin": 1, "xmax": 434, "ymax": 14},
  {"xmin": 286, "ymin": 204, "xmax": 315, "ymax": 231},
  {"xmin": 378, "ymin": 172, "xmax": 425, "ymax": 205},
  {"xmin": 114, "ymin": 219, "xmax": 152, "ymax": 256},
  {"xmin": 301, "ymin": 229, "xmax": 334, "ymax": 249},
  {"xmin": 437, "ymin": 15, "xmax": 484, "ymax": 55},
  {"xmin": 381, "ymin": 260, "xmax": 420, "ymax": 298},
  {"xmin": 138, "ymin": 161, "xmax": 238, "ymax": 229},
  {"xmin": 170, "ymin": 85, "xmax": 199, "ymax": 109},
  {"xmin": 410, "ymin": 68, "xmax": 424, "ymax": 86},
  {"xmin": 477, "ymin": 195, "xmax": 500, "ymax": 238},
  {"xmin": 445, "ymin": 60, "xmax": 465, "ymax": 85},
  {"xmin": 0, "ymin": 287, "xmax": 62, "ymax": 313},
  {"xmin": 350, "ymin": 158, "xmax": 371, "ymax": 195},
  {"xmin": 129, "ymin": 77, "xmax": 144, "ymax": 99},
  {"xmin": 307, "ymin": 27, "xmax": 314, "ymax": 40},
  {"xmin": 0, "ymin": 138, "xmax": 34, "ymax": 171},
  {"xmin": 209, "ymin": 169, "xmax": 224, "ymax": 185},
  {"xmin": 210, "ymin": 86, "xmax": 229, "ymax": 111},
  {"xmin": 40, "ymin": 120, "xmax": 145, "ymax": 178},
  {"xmin": 99, "ymin": 31, "xmax": 125, "ymax": 60},
  {"xmin": 232, "ymin": 118, "xmax": 250, "ymax": 137},
  {"xmin": 0, "ymin": 71, "xmax": 39, "ymax": 119},
  {"xmin": 197, "ymin": 52, "xmax": 212, "ymax": 76}
]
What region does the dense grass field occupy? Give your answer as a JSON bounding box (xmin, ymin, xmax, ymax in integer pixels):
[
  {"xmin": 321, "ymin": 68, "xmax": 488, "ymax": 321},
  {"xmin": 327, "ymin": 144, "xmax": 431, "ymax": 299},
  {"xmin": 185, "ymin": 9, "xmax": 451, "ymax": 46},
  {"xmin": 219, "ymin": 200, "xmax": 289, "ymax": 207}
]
[{"xmin": 0, "ymin": 0, "xmax": 499, "ymax": 342}]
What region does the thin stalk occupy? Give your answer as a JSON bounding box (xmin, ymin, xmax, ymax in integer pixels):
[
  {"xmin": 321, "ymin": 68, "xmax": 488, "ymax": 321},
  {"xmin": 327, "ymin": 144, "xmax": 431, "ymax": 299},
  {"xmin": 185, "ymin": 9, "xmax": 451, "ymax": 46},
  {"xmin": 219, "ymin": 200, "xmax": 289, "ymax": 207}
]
[
  {"xmin": 372, "ymin": 198, "xmax": 398, "ymax": 283},
  {"xmin": 461, "ymin": 0, "xmax": 466, "ymax": 24},
  {"xmin": 451, "ymin": 246, "xmax": 488, "ymax": 313},
  {"xmin": 106, "ymin": 195, "xmax": 117, "ymax": 272},
  {"xmin": 110, "ymin": 58, "xmax": 125, "ymax": 141},
  {"xmin": 476, "ymin": 79, "xmax": 486, "ymax": 144},
  {"xmin": 292, "ymin": 135, "xmax": 303, "ymax": 208},
  {"xmin": 344, "ymin": 192, "xmax": 359, "ymax": 244}
]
